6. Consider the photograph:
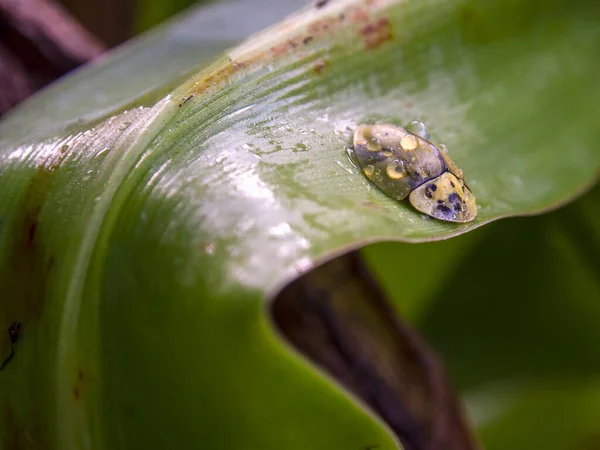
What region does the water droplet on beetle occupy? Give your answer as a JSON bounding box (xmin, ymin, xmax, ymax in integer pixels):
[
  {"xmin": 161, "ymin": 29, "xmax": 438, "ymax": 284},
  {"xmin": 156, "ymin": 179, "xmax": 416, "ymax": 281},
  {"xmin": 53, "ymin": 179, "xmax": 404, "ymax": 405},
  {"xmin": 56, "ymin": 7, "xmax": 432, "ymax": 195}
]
[{"xmin": 406, "ymin": 120, "xmax": 430, "ymax": 140}]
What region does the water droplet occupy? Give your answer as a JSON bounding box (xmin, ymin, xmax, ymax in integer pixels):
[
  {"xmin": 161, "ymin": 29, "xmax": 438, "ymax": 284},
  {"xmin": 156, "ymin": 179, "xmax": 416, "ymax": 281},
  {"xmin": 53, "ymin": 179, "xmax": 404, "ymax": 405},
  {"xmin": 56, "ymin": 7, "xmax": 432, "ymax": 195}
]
[
  {"xmin": 386, "ymin": 160, "xmax": 405, "ymax": 179},
  {"xmin": 94, "ymin": 147, "xmax": 110, "ymax": 159},
  {"xmin": 346, "ymin": 147, "xmax": 360, "ymax": 168},
  {"xmin": 406, "ymin": 120, "xmax": 430, "ymax": 140},
  {"xmin": 400, "ymin": 135, "xmax": 418, "ymax": 151},
  {"xmin": 293, "ymin": 143, "xmax": 308, "ymax": 152},
  {"xmin": 366, "ymin": 139, "xmax": 382, "ymax": 153}
]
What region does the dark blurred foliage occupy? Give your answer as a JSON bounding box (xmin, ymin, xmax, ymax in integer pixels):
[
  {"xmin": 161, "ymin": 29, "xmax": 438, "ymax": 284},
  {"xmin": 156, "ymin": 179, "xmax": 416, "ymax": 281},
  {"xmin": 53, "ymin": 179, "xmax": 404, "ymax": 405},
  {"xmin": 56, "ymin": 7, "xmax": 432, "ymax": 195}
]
[
  {"xmin": 0, "ymin": 0, "xmax": 104, "ymax": 115},
  {"xmin": 0, "ymin": 0, "xmax": 200, "ymax": 116},
  {"xmin": 58, "ymin": 0, "xmax": 134, "ymax": 47},
  {"xmin": 58, "ymin": 0, "xmax": 202, "ymax": 47}
]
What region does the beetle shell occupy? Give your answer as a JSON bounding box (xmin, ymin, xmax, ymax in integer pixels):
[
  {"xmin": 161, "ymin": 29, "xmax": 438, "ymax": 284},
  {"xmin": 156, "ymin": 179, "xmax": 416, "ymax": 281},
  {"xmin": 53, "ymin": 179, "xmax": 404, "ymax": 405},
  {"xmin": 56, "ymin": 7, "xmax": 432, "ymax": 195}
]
[{"xmin": 353, "ymin": 123, "xmax": 477, "ymax": 223}]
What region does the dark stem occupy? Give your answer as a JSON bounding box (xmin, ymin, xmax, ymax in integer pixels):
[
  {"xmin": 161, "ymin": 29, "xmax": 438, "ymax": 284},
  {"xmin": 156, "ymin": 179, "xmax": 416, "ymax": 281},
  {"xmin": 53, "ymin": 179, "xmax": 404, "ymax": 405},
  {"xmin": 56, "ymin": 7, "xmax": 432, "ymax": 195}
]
[{"xmin": 271, "ymin": 251, "xmax": 477, "ymax": 450}]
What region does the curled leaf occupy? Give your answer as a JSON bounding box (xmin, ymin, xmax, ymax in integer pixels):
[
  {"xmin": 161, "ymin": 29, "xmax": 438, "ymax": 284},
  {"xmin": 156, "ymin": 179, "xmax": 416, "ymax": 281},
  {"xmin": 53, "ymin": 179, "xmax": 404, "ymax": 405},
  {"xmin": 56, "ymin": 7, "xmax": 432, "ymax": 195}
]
[{"xmin": 0, "ymin": 0, "xmax": 599, "ymax": 448}]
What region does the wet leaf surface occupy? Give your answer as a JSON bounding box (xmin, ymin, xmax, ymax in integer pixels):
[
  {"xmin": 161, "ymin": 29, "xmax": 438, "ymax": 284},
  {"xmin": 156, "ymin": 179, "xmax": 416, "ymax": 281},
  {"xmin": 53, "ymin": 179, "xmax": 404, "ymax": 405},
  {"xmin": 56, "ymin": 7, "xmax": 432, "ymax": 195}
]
[{"xmin": 0, "ymin": 0, "xmax": 599, "ymax": 448}]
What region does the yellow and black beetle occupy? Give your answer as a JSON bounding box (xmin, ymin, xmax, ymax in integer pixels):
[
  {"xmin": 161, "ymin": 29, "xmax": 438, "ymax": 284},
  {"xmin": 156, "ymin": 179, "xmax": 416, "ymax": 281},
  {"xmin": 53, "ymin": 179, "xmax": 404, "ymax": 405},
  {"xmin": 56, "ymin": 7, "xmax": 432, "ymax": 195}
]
[{"xmin": 353, "ymin": 122, "xmax": 477, "ymax": 223}]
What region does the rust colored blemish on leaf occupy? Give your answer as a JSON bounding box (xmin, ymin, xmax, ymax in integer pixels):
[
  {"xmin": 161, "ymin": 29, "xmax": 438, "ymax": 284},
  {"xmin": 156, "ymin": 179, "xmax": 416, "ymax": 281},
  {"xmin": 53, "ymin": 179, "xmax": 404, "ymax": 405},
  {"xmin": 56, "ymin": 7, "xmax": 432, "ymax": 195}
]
[
  {"xmin": 188, "ymin": 3, "xmax": 378, "ymax": 98},
  {"xmin": 270, "ymin": 41, "xmax": 293, "ymax": 58},
  {"xmin": 189, "ymin": 61, "xmax": 240, "ymax": 98},
  {"xmin": 361, "ymin": 201, "xmax": 387, "ymax": 212},
  {"xmin": 72, "ymin": 368, "xmax": 87, "ymax": 400},
  {"xmin": 190, "ymin": 16, "xmax": 345, "ymax": 97},
  {"xmin": 349, "ymin": 7, "xmax": 370, "ymax": 23},
  {"xmin": 308, "ymin": 17, "xmax": 335, "ymax": 34},
  {"xmin": 0, "ymin": 143, "xmax": 69, "ymax": 326},
  {"xmin": 313, "ymin": 58, "xmax": 328, "ymax": 74},
  {"xmin": 360, "ymin": 17, "xmax": 393, "ymax": 50},
  {"xmin": 26, "ymin": 208, "xmax": 40, "ymax": 248}
]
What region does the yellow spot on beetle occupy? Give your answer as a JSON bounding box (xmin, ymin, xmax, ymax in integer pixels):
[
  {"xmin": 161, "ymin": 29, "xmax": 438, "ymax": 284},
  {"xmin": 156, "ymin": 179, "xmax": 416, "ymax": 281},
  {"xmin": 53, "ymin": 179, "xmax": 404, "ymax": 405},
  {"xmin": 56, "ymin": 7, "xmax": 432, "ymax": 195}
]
[
  {"xmin": 363, "ymin": 165, "xmax": 375, "ymax": 177},
  {"xmin": 400, "ymin": 135, "xmax": 417, "ymax": 151},
  {"xmin": 366, "ymin": 139, "xmax": 382, "ymax": 152},
  {"xmin": 386, "ymin": 160, "xmax": 405, "ymax": 179}
]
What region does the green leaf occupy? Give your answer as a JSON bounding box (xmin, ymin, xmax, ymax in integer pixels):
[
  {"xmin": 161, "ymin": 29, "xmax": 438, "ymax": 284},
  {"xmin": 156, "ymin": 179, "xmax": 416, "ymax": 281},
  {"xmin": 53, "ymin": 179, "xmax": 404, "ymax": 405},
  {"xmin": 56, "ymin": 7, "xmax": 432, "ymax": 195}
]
[
  {"xmin": 467, "ymin": 381, "xmax": 600, "ymax": 450},
  {"xmin": 0, "ymin": 0, "xmax": 599, "ymax": 448},
  {"xmin": 134, "ymin": 0, "xmax": 199, "ymax": 34},
  {"xmin": 366, "ymin": 183, "xmax": 600, "ymax": 448},
  {"xmin": 418, "ymin": 185, "xmax": 600, "ymax": 389}
]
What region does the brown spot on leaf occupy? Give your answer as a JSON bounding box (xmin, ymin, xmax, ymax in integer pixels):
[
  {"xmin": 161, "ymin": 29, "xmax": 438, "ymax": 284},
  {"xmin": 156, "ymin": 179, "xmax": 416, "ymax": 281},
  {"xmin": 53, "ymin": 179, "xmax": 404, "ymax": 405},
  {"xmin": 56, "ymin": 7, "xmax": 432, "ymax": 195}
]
[
  {"xmin": 1, "ymin": 143, "xmax": 69, "ymax": 326},
  {"xmin": 188, "ymin": 4, "xmax": 377, "ymax": 99},
  {"xmin": 270, "ymin": 37, "xmax": 305, "ymax": 57},
  {"xmin": 190, "ymin": 15, "xmax": 343, "ymax": 96},
  {"xmin": 71, "ymin": 368, "xmax": 87, "ymax": 400},
  {"xmin": 187, "ymin": 2, "xmax": 382, "ymax": 102},
  {"xmin": 349, "ymin": 7, "xmax": 370, "ymax": 23},
  {"xmin": 190, "ymin": 61, "xmax": 239, "ymax": 97},
  {"xmin": 361, "ymin": 201, "xmax": 387, "ymax": 212},
  {"xmin": 313, "ymin": 58, "xmax": 328, "ymax": 74},
  {"xmin": 270, "ymin": 42, "xmax": 290, "ymax": 58},
  {"xmin": 360, "ymin": 17, "xmax": 393, "ymax": 50},
  {"xmin": 308, "ymin": 18, "xmax": 336, "ymax": 34},
  {"xmin": 27, "ymin": 219, "xmax": 38, "ymax": 247}
]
